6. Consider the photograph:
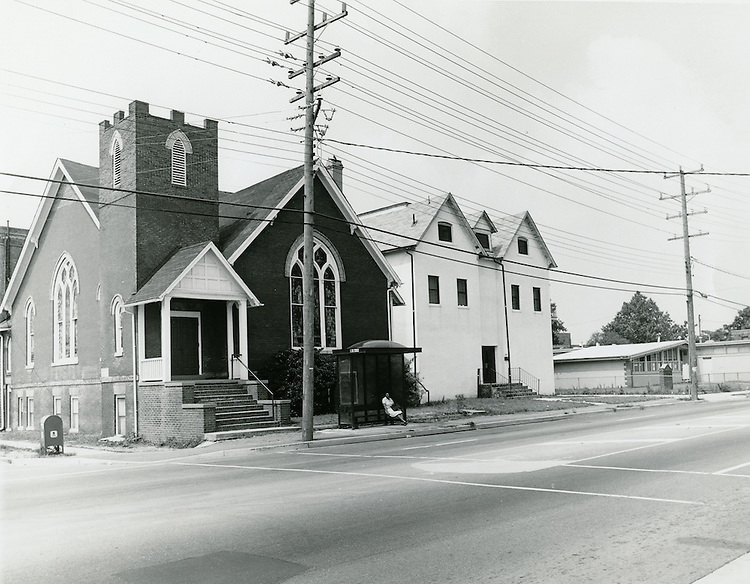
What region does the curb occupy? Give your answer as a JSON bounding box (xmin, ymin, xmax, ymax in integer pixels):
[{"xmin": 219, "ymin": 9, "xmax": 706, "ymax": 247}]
[{"xmin": 3, "ymin": 394, "xmax": 739, "ymax": 457}]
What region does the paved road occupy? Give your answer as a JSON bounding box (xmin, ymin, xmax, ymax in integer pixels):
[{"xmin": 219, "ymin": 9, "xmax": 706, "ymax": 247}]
[{"xmin": 3, "ymin": 398, "xmax": 750, "ymax": 583}]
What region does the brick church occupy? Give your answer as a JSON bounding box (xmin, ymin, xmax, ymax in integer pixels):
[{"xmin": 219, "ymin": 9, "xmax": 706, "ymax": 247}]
[{"xmin": 0, "ymin": 101, "xmax": 400, "ymax": 442}]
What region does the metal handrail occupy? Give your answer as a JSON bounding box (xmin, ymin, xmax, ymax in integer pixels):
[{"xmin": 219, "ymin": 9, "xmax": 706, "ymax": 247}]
[
  {"xmin": 481, "ymin": 366, "xmax": 540, "ymax": 394},
  {"xmin": 231, "ymin": 354, "xmax": 278, "ymax": 422},
  {"xmin": 231, "ymin": 354, "xmax": 274, "ymax": 399},
  {"xmin": 416, "ymin": 379, "xmax": 431, "ymax": 405},
  {"xmin": 511, "ymin": 367, "xmax": 540, "ymax": 394},
  {"xmin": 483, "ymin": 366, "xmax": 508, "ymax": 386}
]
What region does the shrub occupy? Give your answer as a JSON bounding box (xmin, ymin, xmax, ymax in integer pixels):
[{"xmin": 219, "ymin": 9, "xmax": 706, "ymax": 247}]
[
  {"xmin": 403, "ymin": 358, "xmax": 423, "ymax": 407},
  {"xmin": 263, "ymin": 349, "xmax": 337, "ymax": 416}
]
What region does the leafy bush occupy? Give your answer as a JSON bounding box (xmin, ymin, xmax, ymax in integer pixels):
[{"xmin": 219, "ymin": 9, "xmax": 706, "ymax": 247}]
[
  {"xmin": 263, "ymin": 349, "xmax": 337, "ymax": 416},
  {"xmin": 403, "ymin": 358, "xmax": 423, "ymax": 407}
]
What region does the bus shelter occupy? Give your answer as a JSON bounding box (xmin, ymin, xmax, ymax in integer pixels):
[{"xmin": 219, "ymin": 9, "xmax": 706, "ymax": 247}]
[{"xmin": 334, "ymin": 340, "xmax": 421, "ymax": 429}]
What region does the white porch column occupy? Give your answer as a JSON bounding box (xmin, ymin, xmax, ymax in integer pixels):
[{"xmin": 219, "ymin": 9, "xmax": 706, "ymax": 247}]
[
  {"xmin": 238, "ymin": 300, "xmax": 249, "ymax": 380},
  {"xmin": 226, "ymin": 301, "xmax": 234, "ymax": 379},
  {"xmin": 161, "ymin": 296, "xmax": 172, "ymax": 382}
]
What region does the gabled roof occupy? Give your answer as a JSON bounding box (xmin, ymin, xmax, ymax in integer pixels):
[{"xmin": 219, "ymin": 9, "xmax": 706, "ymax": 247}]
[
  {"xmin": 60, "ymin": 158, "xmax": 100, "ymax": 218},
  {"xmin": 220, "ymin": 165, "xmax": 304, "ymax": 260},
  {"xmin": 553, "ymin": 340, "xmax": 686, "ymax": 362},
  {"xmin": 465, "ymin": 210, "xmax": 497, "ymax": 233},
  {"xmin": 359, "ymin": 193, "xmax": 482, "ymax": 253},
  {"xmin": 127, "ymin": 241, "xmax": 260, "ymax": 307},
  {"xmin": 220, "ymin": 163, "xmax": 401, "ymax": 287},
  {"xmin": 490, "ymin": 211, "xmax": 557, "ymax": 268},
  {"xmin": 1, "ymin": 158, "xmax": 100, "ymax": 313}
]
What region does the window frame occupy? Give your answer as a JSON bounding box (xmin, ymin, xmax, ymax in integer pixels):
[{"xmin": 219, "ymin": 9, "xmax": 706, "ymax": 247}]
[
  {"xmin": 53, "ymin": 396, "xmax": 62, "ymax": 416},
  {"xmin": 288, "ymin": 239, "xmax": 342, "ymax": 350},
  {"xmin": 428, "ymin": 275, "xmax": 441, "ymax": 305},
  {"xmin": 475, "ymin": 232, "xmax": 490, "ymax": 250},
  {"xmin": 511, "ymin": 284, "xmax": 521, "ymax": 310},
  {"xmin": 26, "ymin": 397, "xmax": 34, "ymax": 430},
  {"xmin": 166, "ymin": 129, "xmax": 192, "ymax": 187},
  {"xmin": 52, "ymin": 254, "xmax": 79, "ymax": 365},
  {"xmin": 533, "ymin": 287, "xmax": 542, "ymax": 312},
  {"xmin": 437, "ymin": 222, "xmax": 453, "ymax": 242},
  {"xmin": 24, "ymin": 297, "xmax": 35, "ymax": 369},
  {"xmin": 171, "ymin": 138, "xmax": 187, "ymax": 186},
  {"xmin": 111, "ymin": 295, "xmax": 124, "ymax": 357},
  {"xmin": 70, "ymin": 396, "xmax": 80, "ymax": 433},
  {"xmin": 115, "ymin": 395, "xmax": 127, "ymax": 436},
  {"xmin": 17, "ymin": 396, "xmax": 24, "ymax": 429},
  {"xmin": 517, "ymin": 237, "xmax": 529, "ymax": 255},
  {"xmin": 456, "ymin": 278, "xmax": 468, "ymax": 307},
  {"xmin": 111, "ymin": 132, "xmax": 123, "ymax": 188}
]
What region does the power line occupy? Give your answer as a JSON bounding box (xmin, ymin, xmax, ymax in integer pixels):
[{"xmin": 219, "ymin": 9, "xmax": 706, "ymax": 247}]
[{"xmin": 0, "ymin": 173, "xmax": 693, "ymax": 297}]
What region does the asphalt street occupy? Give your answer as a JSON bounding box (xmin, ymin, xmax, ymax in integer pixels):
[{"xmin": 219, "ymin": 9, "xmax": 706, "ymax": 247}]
[{"xmin": 3, "ymin": 396, "xmax": 750, "ymax": 583}]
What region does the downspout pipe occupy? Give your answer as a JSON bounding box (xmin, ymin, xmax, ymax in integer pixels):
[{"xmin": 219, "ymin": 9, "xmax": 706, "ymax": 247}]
[
  {"xmin": 406, "ymin": 250, "xmax": 418, "ymax": 387},
  {"xmin": 124, "ymin": 309, "xmax": 138, "ymax": 436}
]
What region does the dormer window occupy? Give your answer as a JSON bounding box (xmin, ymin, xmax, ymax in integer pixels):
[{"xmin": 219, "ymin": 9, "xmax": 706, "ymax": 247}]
[
  {"xmin": 475, "ymin": 232, "xmax": 490, "ymax": 250},
  {"xmin": 518, "ymin": 237, "xmax": 528, "ymax": 255},
  {"xmin": 166, "ymin": 129, "xmax": 193, "ymax": 187},
  {"xmin": 437, "ymin": 222, "xmax": 452, "ymax": 242}
]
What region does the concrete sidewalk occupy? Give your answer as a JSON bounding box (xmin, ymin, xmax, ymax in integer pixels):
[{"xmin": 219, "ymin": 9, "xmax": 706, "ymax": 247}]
[{"xmin": 2, "ymin": 391, "xmax": 748, "ymax": 463}]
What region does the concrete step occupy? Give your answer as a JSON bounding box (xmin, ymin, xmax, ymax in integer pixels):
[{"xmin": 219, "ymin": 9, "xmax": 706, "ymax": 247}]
[{"xmin": 215, "ymin": 419, "xmax": 278, "ymax": 432}]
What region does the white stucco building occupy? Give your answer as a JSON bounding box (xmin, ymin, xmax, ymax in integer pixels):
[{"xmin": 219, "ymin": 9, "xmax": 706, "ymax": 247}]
[{"xmin": 360, "ymin": 194, "xmax": 557, "ymax": 401}]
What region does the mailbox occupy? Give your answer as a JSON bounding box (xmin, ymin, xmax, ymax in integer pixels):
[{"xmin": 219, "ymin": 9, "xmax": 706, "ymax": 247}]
[
  {"xmin": 40, "ymin": 415, "xmax": 64, "ymax": 455},
  {"xmin": 661, "ymin": 364, "xmax": 674, "ymax": 391}
]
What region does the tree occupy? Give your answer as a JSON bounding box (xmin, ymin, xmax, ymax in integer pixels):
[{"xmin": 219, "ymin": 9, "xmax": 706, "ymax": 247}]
[
  {"xmin": 729, "ymin": 306, "xmax": 750, "ymax": 330},
  {"xmin": 586, "ymin": 292, "xmax": 686, "ymax": 346},
  {"xmin": 586, "ymin": 329, "xmax": 629, "ymax": 347},
  {"xmin": 710, "ymin": 306, "xmax": 750, "ymax": 341},
  {"xmin": 551, "ymin": 302, "xmax": 569, "ymax": 345}
]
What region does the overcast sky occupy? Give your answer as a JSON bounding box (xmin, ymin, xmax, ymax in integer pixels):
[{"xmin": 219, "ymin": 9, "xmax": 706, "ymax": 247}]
[{"xmin": 1, "ymin": 0, "xmax": 749, "ymax": 344}]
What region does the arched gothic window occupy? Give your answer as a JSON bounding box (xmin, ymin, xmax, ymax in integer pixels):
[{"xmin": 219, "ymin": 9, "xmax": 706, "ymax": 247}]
[
  {"xmin": 52, "ymin": 254, "xmax": 79, "ymax": 364},
  {"xmin": 111, "ymin": 132, "xmax": 123, "ymax": 188},
  {"xmin": 111, "ymin": 295, "xmax": 124, "ymax": 357},
  {"xmin": 166, "ymin": 129, "xmax": 192, "ymax": 186},
  {"xmin": 25, "ymin": 298, "xmax": 35, "ymax": 368},
  {"xmin": 289, "ymin": 239, "xmax": 341, "ymax": 349}
]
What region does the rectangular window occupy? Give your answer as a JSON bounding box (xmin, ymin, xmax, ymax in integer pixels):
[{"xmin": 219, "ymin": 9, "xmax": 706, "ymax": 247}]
[
  {"xmin": 115, "ymin": 395, "xmax": 127, "ymax": 436},
  {"xmin": 457, "ymin": 278, "xmax": 468, "ymax": 306},
  {"xmin": 428, "ymin": 275, "xmax": 440, "ymax": 304},
  {"xmin": 511, "ymin": 284, "xmax": 520, "ymax": 310},
  {"xmin": 53, "ymin": 396, "xmax": 62, "ymax": 416},
  {"xmin": 475, "ymin": 232, "xmax": 490, "ymax": 250},
  {"xmin": 437, "ymin": 222, "xmax": 452, "ymax": 242},
  {"xmin": 518, "ymin": 238, "xmax": 528, "ymax": 255},
  {"xmin": 27, "ymin": 397, "xmax": 34, "ymax": 429},
  {"xmin": 533, "ymin": 287, "xmax": 542, "ymax": 312},
  {"xmin": 17, "ymin": 396, "xmax": 24, "ymax": 428},
  {"xmin": 70, "ymin": 396, "xmax": 79, "ymax": 433}
]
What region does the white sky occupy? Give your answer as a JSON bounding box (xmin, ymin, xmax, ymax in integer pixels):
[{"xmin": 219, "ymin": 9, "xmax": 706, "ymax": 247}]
[{"xmin": 1, "ymin": 0, "xmax": 749, "ymax": 344}]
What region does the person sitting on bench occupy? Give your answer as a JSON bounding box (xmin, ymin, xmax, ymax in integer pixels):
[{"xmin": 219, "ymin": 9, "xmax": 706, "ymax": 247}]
[{"xmin": 382, "ymin": 393, "xmax": 407, "ymax": 425}]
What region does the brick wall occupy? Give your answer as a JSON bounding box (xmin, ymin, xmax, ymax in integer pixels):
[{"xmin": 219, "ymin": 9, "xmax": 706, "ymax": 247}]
[
  {"xmin": 0, "ymin": 225, "xmax": 28, "ymax": 302},
  {"xmin": 234, "ymin": 177, "xmax": 390, "ymax": 373},
  {"xmin": 138, "ymin": 381, "xmax": 215, "ymax": 443}
]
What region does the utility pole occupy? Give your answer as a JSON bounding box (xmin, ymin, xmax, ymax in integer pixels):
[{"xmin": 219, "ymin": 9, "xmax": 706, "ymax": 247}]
[
  {"xmin": 286, "ymin": 0, "xmax": 345, "ymax": 441},
  {"xmin": 663, "ymin": 167, "xmax": 709, "ymax": 401}
]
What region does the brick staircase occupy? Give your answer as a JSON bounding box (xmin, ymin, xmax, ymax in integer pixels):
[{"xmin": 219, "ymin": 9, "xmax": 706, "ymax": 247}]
[
  {"xmin": 192, "ymin": 381, "xmax": 278, "ymax": 432},
  {"xmin": 479, "ymin": 382, "xmax": 535, "ymax": 399}
]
